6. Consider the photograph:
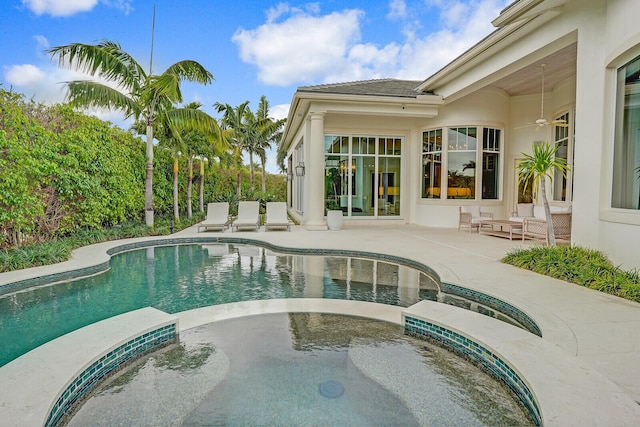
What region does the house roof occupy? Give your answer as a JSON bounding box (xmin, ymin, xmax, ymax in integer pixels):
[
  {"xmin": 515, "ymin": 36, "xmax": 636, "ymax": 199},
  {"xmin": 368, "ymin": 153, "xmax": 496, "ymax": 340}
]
[{"xmin": 297, "ymin": 79, "xmax": 429, "ymax": 98}]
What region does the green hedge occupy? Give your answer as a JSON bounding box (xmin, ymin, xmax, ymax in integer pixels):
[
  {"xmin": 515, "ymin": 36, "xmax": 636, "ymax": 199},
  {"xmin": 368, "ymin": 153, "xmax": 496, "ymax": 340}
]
[
  {"xmin": 0, "ymin": 89, "xmax": 287, "ymax": 249},
  {"xmin": 502, "ymin": 246, "xmax": 640, "ymax": 303}
]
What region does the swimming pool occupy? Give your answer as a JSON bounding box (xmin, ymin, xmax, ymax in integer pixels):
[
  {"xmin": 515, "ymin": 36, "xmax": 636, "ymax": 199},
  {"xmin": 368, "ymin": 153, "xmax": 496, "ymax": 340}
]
[
  {"xmin": 67, "ymin": 313, "xmax": 534, "ymax": 426},
  {"xmin": 0, "ymin": 243, "xmax": 534, "ymax": 367}
]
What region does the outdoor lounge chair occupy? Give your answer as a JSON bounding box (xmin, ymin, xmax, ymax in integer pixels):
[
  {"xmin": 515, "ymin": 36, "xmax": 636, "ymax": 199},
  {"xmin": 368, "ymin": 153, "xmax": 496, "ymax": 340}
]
[
  {"xmin": 232, "ymin": 201, "xmax": 261, "ymax": 231},
  {"xmin": 198, "ymin": 202, "xmax": 230, "ymax": 232},
  {"xmin": 264, "ymin": 202, "xmax": 291, "ymax": 231},
  {"xmin": 458, "ymin": 206, "xmax": 493, "ymax": 232}
]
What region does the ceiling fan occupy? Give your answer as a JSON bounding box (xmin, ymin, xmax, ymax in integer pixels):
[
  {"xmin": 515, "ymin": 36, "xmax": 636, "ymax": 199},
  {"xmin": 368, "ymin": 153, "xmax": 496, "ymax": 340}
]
[{"xmin": 519, "ymin": 63, "xmax": 569, "ymax": 130}]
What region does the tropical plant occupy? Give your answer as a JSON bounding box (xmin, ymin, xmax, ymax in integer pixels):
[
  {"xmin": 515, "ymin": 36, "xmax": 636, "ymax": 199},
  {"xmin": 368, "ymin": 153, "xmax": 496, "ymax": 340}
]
[
  {"xmin": 47, "ymin": 39, "xmax": 219, "ymax": 227},
  {"xmin": 214, "ymin": 101, "xmax": 251, "ymax": 197},
  {"xmin": 517, "ymin": 141, "xmax": 570, "ymax": 246},
  {"xmin": 253, "ymin": 95, "xmax": 286, "ymax": 192}
]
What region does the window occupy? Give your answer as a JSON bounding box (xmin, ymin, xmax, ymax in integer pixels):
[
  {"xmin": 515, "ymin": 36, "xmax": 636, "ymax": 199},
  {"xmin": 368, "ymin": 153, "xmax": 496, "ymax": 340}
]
[
  {"xmin": 422, "ymin": 126, "xmax": 501, "ymax": 200},
  {"xmin": 295, "ymin": 142, "xmax": 304, "ymax": 213},
  {"xmin": 612, "ymin": 54, "xmax": 640, "ymax": 210},
  {"xmin": 553, "ymin": 112, "xmax": 570, "ymax": 201},
  {"xmin": 421, "ymin": 129, "xmax": 442, "ymax": 198},
  {"xmin": 482, "ymin": 128, "xmax": 500, "ymax": 199},
  {"xmin": 447, "ymin": 127, "xmax": 477, "ymax": 199}
]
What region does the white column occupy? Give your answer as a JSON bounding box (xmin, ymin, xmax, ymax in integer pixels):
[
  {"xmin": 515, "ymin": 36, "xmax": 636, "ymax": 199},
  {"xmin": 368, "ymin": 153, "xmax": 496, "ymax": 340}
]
[{"xmin": 305, "ymin": 112, "xmax": 328, "ymax": 230}]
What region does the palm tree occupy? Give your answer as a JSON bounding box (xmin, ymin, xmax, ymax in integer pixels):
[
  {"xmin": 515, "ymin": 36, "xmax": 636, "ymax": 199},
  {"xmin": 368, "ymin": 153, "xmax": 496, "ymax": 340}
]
[
  {"xmin": 194, "ymin": 156, "xmax": 208, "ymax": 213},
  {"xmin": 178, "ymin": 102, "xmax": 228, "ymax": 218},
  {"xmin": 215, "ymin": 101, "xmax": 251, "ymax": 198},
  {"xmin": 47, "ymin": 40, "xmax": 218, "ymax": 227},
  {"xmin": 253, "ymin": 96, "xmax": 285, "ymax": 192},
  {"xmin": 517, "ymin": 141, "xmax": 570, "ymax": 246}
]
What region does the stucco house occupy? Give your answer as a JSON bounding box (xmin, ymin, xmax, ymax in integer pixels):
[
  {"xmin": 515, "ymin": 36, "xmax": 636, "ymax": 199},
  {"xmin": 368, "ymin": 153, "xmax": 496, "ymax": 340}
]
[{"xmin": 280, "ymin": 0, "xmax": 640, "ymax": 269}]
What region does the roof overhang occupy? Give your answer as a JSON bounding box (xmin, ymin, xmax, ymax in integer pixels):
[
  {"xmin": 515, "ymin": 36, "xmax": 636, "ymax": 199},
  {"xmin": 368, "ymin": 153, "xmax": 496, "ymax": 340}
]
[
  {"xmin": 280, "ymin": 91, "xmax": 443, "ymax": 153},
  {"xmin": 416, "ymin": 0, "xmax": 568, "ymax": 95}
]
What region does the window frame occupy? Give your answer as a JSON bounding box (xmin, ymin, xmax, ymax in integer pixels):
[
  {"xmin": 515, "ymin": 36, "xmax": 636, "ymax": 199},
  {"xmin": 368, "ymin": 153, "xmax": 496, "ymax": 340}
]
[{"xmin": 420, "ymin": 125, "xmax": 503, "ymax": 201}]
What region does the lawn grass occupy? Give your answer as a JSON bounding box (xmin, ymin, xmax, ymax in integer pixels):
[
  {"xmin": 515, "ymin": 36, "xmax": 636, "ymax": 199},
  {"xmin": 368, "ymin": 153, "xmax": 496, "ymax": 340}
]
[
  {"xmin": 0, "ymin": 214, "xmax": 204, "ymax": 273},
  {"xmin": 502, "ymin": 245, "xmax": 640, "ymax": 303}
]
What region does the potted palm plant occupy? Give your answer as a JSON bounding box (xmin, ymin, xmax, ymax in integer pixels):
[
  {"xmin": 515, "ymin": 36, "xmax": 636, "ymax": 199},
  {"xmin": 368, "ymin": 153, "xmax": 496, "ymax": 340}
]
[{"xmin": 517, "ymin": 141, "xmax": 570, "ymax": 246}]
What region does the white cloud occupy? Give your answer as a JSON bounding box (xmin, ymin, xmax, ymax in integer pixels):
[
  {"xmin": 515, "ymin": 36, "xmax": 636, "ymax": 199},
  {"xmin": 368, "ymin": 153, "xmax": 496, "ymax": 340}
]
[
  {"xmin": 101, "ymin": 0, "xmax": 133, "ymax": 15},
  {"xmin": 235, "ymin": 0, "xmax": 509, "ymax": 87},
  {"xmin": 3, "ymin": 59, "xmax": 133, "ymax": 131},
  {"xmin": 387, "ymin": 0, "xmax": 407, "ymax": 20},
  {"xmin": 232, "ymin": 8, "xmax": 364, "ymax": 86},
  {"xmin": 22, "ymin": 0, "xmax": 98, "ymax": 16},
  {"xmin": 4, "ymin": 64, "xmax": 45, "ymax": 87},
  {"xmin": 270, "ymin": 103, "xmax": 290, "ymax": 121},
  {"xmin": 21, "ymin": 0, "xmax": 133, "ymax": 17}
]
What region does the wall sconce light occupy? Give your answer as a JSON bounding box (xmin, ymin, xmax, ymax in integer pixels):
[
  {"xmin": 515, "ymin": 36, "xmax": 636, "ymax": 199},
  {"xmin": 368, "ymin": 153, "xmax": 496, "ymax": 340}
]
[
  {"xmin": 295, "ymin": 162, "xmax": 305, "ymax": 177},
  {"xmin": 287, "ymin": 170, "xmax": 294, "ymax": 181}
]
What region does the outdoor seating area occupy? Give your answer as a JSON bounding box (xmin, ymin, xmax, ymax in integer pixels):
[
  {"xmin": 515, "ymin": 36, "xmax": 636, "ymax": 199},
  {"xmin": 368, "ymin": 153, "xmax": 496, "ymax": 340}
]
[
  {"xmin": 457, "ymin": 203, "xmax": 573, "ymax": 244},
  {"xmin": 197, "ymin": 202, "xmax": 231, "ymax": 232},
  {"xmin": 509, "ymin": 203, "xmax": 572, "ymax": 244},
  {"xmin": 198, "ymin": 201, "xmax": 292, "ymax": 233},
  {"xmin": 522, "ymin": 212, "xmax": 572, "ymax": 244},
  {"xmin": 231, "ymin": 201, "xmax": 261, "ymax": 232},
  {"xmin": 264, "ymin": 202, "xmax": 292, "ymax": 231},
  {"xmin": 458, "ymin": 206, "xmax": 493, "ymax": 233}
]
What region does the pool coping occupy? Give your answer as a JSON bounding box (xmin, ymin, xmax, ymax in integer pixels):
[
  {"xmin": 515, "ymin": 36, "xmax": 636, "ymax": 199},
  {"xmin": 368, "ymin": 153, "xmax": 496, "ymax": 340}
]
[
  {"xmin": 0, "ymin": 230, "xmax": 638, "ymax": 425},
  {"xmin": 0, "ymin": 307, "xmax": 178, "ymax": 427},
  {"xmin": 2, "ymin": 299, "xmax": 640, "ymax": 426}
]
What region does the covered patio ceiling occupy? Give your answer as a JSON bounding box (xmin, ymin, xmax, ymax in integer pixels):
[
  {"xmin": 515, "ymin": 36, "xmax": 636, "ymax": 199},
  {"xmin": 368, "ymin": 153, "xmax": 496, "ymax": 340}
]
[{"xmin": 489, "ymin": 42, "xmax": 577, "ymax": 96}]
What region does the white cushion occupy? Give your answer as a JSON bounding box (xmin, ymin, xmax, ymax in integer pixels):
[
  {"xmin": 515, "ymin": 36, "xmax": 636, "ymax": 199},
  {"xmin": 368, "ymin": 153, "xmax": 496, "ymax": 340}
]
[
  {"xmin": 471, "ymin": 216, "xmax": 492, "ymax": 224},
  {"xmin": 516, "ymin": 203, "xmax": 534, "ymax": 218},
  {"xmin": 461, "ymin": 205, "xmax": 481, "ymax": 218},
  {"xmin": 534, "ymin": 205, "xmax": 572, "ymax": 219}
]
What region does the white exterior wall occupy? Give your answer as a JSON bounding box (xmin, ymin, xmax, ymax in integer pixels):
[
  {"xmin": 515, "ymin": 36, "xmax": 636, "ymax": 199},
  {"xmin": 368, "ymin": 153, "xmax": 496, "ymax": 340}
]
[
  {"xmin": 415, "ymin": 88, "xmax": 510, "ymax": 227},
  {"xmin": 593, "ymin": 0, "xmax": 640, "ymax": 268}
]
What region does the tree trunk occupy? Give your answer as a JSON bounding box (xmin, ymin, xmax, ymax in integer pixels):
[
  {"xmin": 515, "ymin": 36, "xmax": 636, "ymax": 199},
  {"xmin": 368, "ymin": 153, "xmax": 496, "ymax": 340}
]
[
  {"xmin": 145, "ymin": 123, "xmax": 154, "ymax": 228},
  {"xmin": 187, "ymin": 157, "xmax": 193, "ymax": 218},
  {"xmin": 540, "ymin": 181, "xmax": 556, "ymax": 246},
  {"xmin": 249, "ymin": 152, "xmax": 255, "ymax": 191},
  {"xmin": 236, "ymin": 171, "xmax": 241, "ymax": 199},
  {"xmin": 199, "ymin": 159, "xmax": 205, "ymax": 212},
  {"xmin": 173, "ymin": 156, "xmax": 179, "ymax": 222},
  {"xmin": 261, "ymin": 157, "xmax": 267, "ymax": 193}
]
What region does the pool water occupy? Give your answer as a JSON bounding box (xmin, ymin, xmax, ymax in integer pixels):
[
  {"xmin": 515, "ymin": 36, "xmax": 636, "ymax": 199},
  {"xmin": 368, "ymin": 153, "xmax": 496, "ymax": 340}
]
[
  {"xmin": 0, "ymin": 243, "xmax": 522, "ymax": 367},
  {"xmin": 67, "ymin": 314, "xmax": 534, "ymax": 426}
]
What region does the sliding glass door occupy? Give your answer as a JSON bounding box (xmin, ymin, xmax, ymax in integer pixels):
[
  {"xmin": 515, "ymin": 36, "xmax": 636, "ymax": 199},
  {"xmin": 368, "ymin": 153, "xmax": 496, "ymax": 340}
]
[{"xmin": 325, "ymin": 135, "xmax": 402, "ymax": 218}]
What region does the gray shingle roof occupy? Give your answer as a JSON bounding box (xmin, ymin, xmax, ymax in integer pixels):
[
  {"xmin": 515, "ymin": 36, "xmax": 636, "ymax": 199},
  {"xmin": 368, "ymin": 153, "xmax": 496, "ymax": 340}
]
[{"xmin": 297, "ymin": 78, "xmax": 429, "ymax": 98}]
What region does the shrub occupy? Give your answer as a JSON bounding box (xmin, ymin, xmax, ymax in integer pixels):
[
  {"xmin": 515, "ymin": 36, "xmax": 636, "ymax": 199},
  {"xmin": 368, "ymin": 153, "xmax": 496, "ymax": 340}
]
[{"xmin": 502, "ymin": 246, "xmax": 640, "ymax": 303}]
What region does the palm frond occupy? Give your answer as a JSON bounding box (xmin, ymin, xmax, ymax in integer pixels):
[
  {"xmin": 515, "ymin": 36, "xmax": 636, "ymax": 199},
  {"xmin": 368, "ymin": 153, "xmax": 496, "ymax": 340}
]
[
  {"xmin": 65, "ymin": 81, "xmax": 141, "ymax": 118},
  {"xmin": 146, "ymin": 74, "xmax": 182, "ymax": 103},
  {"xmin": 48, "ymin": 40, "xmax": 145, "ymax": 91},
  {"xmin": 517, "ymin": 141, "xmax": 570, "ymax": 193},
  {"xmin": 166, "ymin": 108, "xmax": 224, "ymax": 144},
  {"xmin": 164, "ymin": 60, "xmax": 214, "ymax": 85}
]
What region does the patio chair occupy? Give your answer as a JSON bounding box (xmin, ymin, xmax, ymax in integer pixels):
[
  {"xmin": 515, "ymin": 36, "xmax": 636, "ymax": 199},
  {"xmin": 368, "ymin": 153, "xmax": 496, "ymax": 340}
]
[
  {"xmin": 264, "ymin": 202, "xmax": 291, "ymax": 231},
  {"xmin": 232, "ymin": 201, "xmax": 261, "ymax": 232},
  {"xmin": 458, "ymin": 206, "xmax": 493, "ymax": 233},
  {"xmin": 198, "ymin": 202, "xmax": 231, "ymax": 232},
  {"xmin": 522, "ymin": 212, "xmax": 572, "ymax": 244}
]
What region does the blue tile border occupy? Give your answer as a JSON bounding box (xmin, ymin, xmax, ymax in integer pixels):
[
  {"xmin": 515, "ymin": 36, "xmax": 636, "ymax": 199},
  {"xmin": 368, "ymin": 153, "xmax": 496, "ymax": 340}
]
[
  {"xmin": 442, "ymin": 282, "xmax": 542, "ymax": 337},
  {"xmin": 44, "ymin": 323, "xmax": 177, "ymax": 427},
  {"xmin": 404, "ymin": 316, "xmax": 541, "ymax": 426}
]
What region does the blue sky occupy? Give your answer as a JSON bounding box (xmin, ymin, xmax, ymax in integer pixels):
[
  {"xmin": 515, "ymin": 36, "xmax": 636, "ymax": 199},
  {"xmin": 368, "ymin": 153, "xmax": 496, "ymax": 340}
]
[{"xmin": 1, "ymin": 0, "xmax": 510, "ymax": 172}]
